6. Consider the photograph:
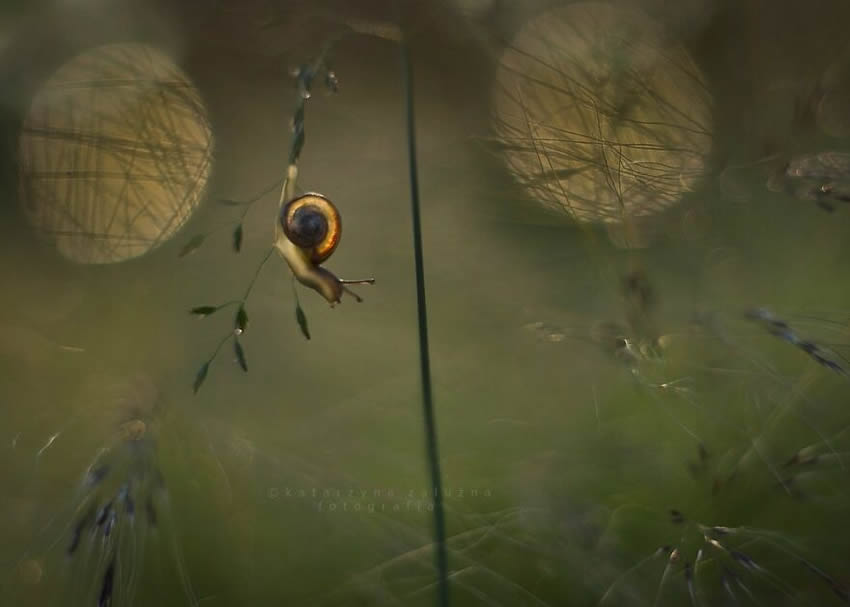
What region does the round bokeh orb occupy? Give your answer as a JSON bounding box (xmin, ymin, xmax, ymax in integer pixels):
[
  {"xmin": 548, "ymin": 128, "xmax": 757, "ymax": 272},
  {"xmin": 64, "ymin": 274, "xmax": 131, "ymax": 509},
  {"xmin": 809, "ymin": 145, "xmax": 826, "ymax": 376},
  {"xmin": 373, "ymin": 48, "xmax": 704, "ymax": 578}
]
[
  {"xmin": 18, "ymin": 43, "xmax": 213, "ymax": 264},
  {"xmin": 491, "ymin": 2, "xmax": 713, "ymax": 226}
]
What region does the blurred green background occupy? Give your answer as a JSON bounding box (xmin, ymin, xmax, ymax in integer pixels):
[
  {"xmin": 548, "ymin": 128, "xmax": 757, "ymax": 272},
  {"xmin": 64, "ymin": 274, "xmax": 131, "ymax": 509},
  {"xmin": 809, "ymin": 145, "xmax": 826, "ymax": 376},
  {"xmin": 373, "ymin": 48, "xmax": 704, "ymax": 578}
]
[{"xmin": 1, "ymin": 0, "xmax": 850, "ymax": 605}]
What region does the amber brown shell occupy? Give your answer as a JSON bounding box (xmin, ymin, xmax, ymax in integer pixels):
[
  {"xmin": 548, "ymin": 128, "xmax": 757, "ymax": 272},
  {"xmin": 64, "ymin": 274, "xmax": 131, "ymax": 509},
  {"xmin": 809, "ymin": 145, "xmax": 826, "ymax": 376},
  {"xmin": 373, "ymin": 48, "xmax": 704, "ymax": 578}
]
[{"xmin": 281, "ymin": 193, "xmax": 341, "ymax": 264}]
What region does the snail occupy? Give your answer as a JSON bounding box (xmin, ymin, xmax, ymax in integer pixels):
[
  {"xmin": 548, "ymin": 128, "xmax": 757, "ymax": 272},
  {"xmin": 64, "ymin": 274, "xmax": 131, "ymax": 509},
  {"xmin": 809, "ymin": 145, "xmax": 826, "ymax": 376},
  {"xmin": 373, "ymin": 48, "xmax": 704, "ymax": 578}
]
[{"xmin": 274, "ymin": 192, "xmax": 374, "ymax": 305}]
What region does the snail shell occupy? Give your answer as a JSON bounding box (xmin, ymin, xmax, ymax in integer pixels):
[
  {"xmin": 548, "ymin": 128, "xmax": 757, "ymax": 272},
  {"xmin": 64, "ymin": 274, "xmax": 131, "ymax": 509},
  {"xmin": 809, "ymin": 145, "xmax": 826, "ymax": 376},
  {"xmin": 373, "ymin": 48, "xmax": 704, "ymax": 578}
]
[
  {"xmin": 275, "ymin": 192, "xmax": 373, "ymax": 305},
  {"xmin": 280, "ymin": 193, "xmax": 341, "ymax": 263}
]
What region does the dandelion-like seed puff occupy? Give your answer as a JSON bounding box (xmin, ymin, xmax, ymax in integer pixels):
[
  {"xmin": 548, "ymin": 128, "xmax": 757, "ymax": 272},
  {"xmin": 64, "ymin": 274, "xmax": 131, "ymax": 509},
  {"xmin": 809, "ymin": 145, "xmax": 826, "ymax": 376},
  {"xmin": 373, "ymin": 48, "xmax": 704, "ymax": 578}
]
[
  {"xmin": 491, "ymin": 2, "xmax": 713, "ymax": 233},
  {"xmin": 19, "ymin": 43, "xmax": 214, "ymax": 264}
]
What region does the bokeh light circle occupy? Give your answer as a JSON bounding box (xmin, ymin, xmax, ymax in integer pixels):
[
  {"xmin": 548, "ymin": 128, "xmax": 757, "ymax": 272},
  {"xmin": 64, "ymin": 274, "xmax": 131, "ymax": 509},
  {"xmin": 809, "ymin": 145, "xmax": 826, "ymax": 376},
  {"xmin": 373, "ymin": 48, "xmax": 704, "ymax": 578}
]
[
  {"xmin": 491, "ymin": 2, "xmax": 713, "ymax": 226},
  {"xmin": 18, "ymin": 43, "xmax": 214, "ymax": 264}
]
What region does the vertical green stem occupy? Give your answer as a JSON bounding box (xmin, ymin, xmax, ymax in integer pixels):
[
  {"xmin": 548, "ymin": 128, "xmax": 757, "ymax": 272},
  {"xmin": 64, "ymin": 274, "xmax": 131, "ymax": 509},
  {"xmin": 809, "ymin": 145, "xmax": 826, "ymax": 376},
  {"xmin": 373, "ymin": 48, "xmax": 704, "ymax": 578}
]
[{"xmin": 400, "ymin": 37, "xmax": 450, "ymax": 607}]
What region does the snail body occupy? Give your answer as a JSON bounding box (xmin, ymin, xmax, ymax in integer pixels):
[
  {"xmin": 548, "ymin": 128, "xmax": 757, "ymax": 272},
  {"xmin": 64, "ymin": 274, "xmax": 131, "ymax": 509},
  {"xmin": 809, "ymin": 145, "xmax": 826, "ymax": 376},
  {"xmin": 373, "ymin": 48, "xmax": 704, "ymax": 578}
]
[{"xmin": 274, "ymin": 192, "xmax": 374, "ymax": 305}]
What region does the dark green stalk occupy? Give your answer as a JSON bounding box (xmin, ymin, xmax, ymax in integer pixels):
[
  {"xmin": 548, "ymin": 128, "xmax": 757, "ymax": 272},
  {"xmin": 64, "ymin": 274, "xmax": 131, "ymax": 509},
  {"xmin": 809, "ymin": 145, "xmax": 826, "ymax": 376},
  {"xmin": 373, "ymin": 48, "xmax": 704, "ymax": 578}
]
[
  {"xmin": 400, "ymin": 38, "xmax": 450, "ymax": 607},
  {"xmin": 191, "ymin": 247, "xmax": 275, "ymax": 393},
  {"xmin": 240, "ymin": 247, "xmax": 275, "ymax": 301},
  {"xmin": 237, "ymin": 178, "xmax": 285, "ymax": 223}
]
